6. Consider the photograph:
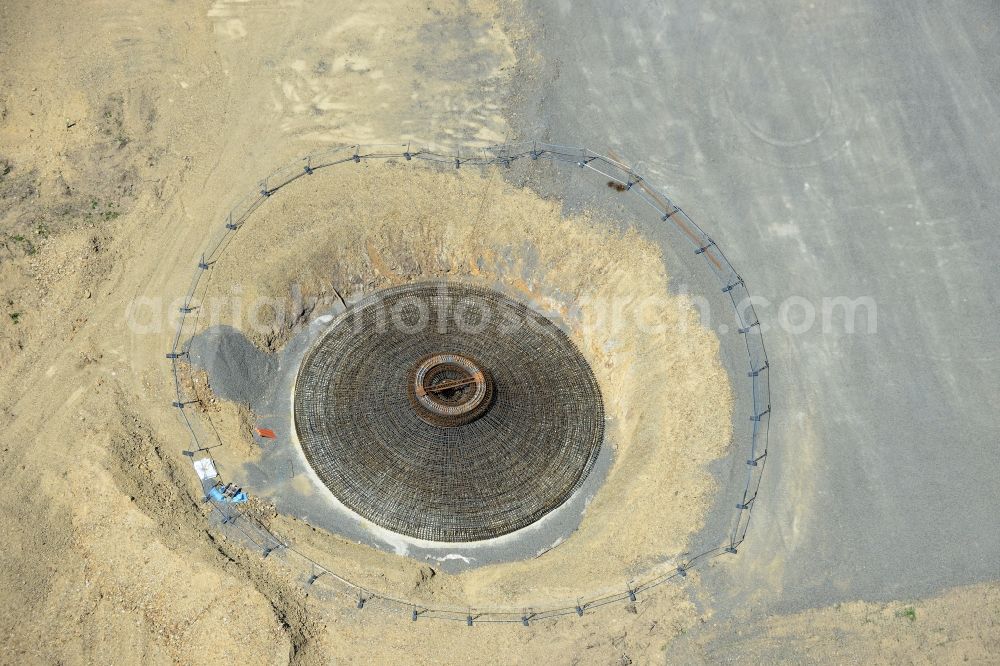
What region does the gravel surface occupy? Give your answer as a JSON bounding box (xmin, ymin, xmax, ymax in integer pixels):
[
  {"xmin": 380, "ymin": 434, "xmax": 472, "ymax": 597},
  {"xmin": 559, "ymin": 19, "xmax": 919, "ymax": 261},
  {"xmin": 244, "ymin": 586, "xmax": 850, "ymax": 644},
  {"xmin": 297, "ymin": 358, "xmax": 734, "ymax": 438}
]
[{"xmin": 508, "ymin": 0, "xmax": 1000, "ymax": 613}]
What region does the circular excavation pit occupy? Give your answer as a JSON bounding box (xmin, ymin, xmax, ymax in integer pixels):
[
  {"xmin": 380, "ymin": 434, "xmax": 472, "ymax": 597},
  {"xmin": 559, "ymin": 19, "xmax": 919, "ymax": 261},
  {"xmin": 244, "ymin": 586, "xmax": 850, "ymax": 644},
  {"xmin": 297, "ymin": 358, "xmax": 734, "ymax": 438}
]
[
  {"xmin": 292, "ymin": 281, "xmax": 605, "ymax": 543},
  {"xmin": 181, "ymin": 150, "xmax": 741, "ymax": 593}
]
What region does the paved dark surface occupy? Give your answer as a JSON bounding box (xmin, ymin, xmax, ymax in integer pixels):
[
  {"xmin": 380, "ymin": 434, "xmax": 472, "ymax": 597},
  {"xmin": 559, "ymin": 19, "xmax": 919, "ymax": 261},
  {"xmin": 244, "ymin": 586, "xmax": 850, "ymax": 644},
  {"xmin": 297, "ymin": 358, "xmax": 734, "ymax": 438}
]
[{"xmin": 509, "ymin": 0, "xmax": 1000, "ymax": 614}]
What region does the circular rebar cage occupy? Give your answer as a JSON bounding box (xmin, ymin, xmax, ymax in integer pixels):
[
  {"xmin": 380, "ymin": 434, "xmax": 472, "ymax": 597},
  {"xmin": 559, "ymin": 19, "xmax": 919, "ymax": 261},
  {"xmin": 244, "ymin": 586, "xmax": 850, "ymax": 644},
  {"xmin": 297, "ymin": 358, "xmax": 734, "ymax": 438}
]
[{"xmin": 292, "ymin": 281, "xmax": 605, "ymax": 542}]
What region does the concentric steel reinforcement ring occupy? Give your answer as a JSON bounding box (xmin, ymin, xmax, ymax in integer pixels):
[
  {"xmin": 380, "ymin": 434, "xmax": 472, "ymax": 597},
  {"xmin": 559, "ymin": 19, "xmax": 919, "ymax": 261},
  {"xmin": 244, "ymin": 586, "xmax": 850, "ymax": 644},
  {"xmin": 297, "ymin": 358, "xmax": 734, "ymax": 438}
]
[
  {"xmin": 292, "ymin": 281, "xmax": 605, "ymax": 542},
  {"xmin": 408, "ymin": 353, "xmax": 493, "ymax": 426}
]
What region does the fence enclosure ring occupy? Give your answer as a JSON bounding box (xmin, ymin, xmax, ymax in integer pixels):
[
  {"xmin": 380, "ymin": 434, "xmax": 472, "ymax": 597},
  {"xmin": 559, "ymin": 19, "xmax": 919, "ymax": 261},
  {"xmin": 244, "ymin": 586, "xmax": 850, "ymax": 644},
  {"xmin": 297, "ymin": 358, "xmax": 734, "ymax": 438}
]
[{"xmin": 166, "ymin": 141, "xmax": 772, "ymax": 623}]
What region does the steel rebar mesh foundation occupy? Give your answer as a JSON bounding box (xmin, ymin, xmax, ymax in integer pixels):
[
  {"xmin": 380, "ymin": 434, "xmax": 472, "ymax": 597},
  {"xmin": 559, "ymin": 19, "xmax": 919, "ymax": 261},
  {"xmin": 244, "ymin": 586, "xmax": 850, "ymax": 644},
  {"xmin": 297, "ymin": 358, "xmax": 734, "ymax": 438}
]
[{"xmin": 293, "ymin": 281, "xmax": 605, "ymax": 542}]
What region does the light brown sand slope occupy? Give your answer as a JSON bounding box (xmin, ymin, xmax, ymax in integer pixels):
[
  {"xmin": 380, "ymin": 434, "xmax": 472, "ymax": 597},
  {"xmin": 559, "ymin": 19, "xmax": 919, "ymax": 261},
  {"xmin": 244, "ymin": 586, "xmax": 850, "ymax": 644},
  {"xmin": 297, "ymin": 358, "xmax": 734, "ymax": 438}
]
[{"xmin": 666, "ymin": 581, "xmax": 1000, "ymax": 665}]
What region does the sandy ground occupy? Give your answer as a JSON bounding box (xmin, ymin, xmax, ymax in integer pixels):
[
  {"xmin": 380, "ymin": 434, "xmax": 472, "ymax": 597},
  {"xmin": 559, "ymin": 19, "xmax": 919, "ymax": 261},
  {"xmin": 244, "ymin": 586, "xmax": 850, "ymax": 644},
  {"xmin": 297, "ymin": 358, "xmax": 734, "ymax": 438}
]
[
  {"xmin": 665, "ymin": 581, "xmax": 1000, "ymax": 665},
  {"xmin": 1, "ymin": 0, "xmax": 997, "ymax": 663}
]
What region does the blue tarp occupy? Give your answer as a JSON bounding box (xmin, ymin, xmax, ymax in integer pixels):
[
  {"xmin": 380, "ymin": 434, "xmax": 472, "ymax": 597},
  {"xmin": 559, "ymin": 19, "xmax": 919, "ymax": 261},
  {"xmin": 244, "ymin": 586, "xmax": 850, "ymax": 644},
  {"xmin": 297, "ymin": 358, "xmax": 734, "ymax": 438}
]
[{"xmin": 209, "ymin": 485, "xmax": 248, "ymax": 504}]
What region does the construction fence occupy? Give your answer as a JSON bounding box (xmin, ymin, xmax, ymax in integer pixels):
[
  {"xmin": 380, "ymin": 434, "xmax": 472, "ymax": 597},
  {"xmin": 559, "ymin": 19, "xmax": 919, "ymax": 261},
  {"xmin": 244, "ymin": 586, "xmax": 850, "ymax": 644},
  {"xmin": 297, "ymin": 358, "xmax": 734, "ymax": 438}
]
[{"xmin": 166, "ymin": 141, "xmax": 771, "ymax": 625}]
